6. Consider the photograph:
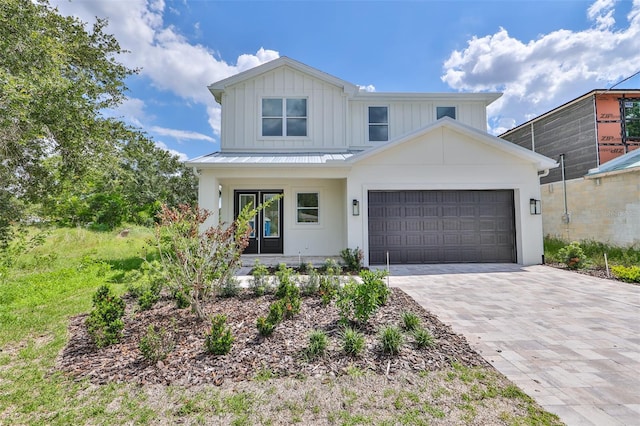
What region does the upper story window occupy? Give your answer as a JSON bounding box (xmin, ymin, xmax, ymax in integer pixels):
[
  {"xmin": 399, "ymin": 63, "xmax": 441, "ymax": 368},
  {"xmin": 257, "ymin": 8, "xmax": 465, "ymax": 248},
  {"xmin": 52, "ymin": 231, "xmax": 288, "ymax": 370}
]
[
  {"xmin": 436, "ymin": 106, "xmax": 456, "ymax": 120},
  {"xmin": 262, "ymin": 98, "xmax": 307, "ymax": 137},
  {"xmin": 368, "ymin": 106, "xmax": 388, "ymax": 142},
  {"xmin": 623, "ymin": 99, "xmax": 640, "ymax": 140}
]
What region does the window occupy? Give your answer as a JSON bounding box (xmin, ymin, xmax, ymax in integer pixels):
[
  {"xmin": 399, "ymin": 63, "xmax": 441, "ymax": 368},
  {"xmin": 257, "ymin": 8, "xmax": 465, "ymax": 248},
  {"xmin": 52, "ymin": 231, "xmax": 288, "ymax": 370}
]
[
  {"xmin": 262, "ymin": 98, "xmax": 307, "ymax": 137},
  {"xmin": 368, "ymin": 106, "xmax": 388, "ymax": 141},
  {"xmin": 296, "ymin": 192, "xmax": 319, "ymax": 223},
  {"xmin": 436, "ymin": 106, "xmax": 456, "ymax": 120},
  {"xmin": 623, "ymin": 99, "xmax": 640, "ymax": 140}
]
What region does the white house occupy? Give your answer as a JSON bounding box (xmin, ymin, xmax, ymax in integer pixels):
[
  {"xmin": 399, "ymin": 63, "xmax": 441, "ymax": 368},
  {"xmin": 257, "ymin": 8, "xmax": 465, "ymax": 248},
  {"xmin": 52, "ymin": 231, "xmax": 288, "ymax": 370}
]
[{"xmin": 186, "ymin": 57, "xmax": 557, "ymax": 266}]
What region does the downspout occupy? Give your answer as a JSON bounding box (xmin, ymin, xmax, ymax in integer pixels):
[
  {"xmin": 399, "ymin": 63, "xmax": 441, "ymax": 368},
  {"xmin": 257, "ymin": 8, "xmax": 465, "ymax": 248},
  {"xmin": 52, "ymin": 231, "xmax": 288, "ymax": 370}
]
[{"xmin": 559, "ymin": 154, "xmax": 570, "ymax": 223}]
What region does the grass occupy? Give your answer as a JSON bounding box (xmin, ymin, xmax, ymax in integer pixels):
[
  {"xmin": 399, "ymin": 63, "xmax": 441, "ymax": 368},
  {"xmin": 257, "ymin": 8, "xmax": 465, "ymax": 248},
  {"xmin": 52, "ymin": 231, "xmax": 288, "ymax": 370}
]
[
  {"xmin": 544, "ymin": 236, "xmax": 640, "ymax": 268},
  {"xmin": 0, "ymin": 226, "xmax": 563, "ymax": 425}
]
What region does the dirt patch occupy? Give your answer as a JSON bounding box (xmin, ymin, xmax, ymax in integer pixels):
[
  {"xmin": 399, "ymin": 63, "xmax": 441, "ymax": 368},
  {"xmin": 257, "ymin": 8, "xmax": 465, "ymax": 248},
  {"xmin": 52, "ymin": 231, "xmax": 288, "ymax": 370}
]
[{"xmin": 56, "ymin": 288, "xmax": 490, "ymax": 386}]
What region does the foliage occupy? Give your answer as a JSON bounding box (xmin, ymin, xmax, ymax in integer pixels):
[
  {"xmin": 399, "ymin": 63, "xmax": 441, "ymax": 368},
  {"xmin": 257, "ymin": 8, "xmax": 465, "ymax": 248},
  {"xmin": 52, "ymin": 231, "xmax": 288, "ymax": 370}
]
[
  {"xmin": 124, "ymin": 261, "xmax": 164, "ymax": 311},
  {"xmin": 250, "ymin": 259, "xmax": 271, "ymax": 296},
  {"xmin": 139, "ymin": 324, "xmax": 175, "ymax": 362},
  {"xmin": 267, "ymin": 300, "xmax": 285, "ymax": 324},
  {"xmin": 340, "ymin": 247, "xmax": 364, "ymax": 272},
  {"xmin": 273, "ymin": 263, "xmax": 302, "ymax": 319},
  {"xmin": 611, "ymin": 265, "xmax": 640, "ymax": 283},
  {"xmin": 154, "ymin": 201, "xmax": 275, "ymax": 320},
  {"xmin": 204, "ymin": 314, "xmax": 234, "ymax": 355},
  {"xmin": 545, "ymin": 237, "xmax": 640, "ymax": 268},
  {"xmin": 306, "ymin": 330, "xmax": 329, "ymax": 359},
  {"xmin": 413, "ymin": 327, "xmax": 436, "ymax": 349},
  {"xmin": 401, "ymin": 311, "xmax": 421, "ymax": 332},
  {"xmin": 557, "ymin": 241, "xmax": 585, "ymax": 269},
  {"xmin": 379, "ymin": 325, "xmax": 403, "ymax": 355},
  {"xmin": 219, "ymin": 276, "xmax": 242, "ymax": 298},
  {"xmin": 318, "ymin": 260, "xmax": 342, "ymax": 306},
  {"xmin": 299, "ymin": 267, "xmax": 320, "ymax": 296},
  {"xmin": 340, "ymin": 327, "xmax": 365, "ymax": 357},
  {"xmin": 336, "ymin": 270, "xmax": 389, "ymax": 325},
  {"xmin": 85, "ymin": 284, "xmax": 126, "ymax": 348},
  {"xmin": 256, "ymin": 316, "xmax": 277, "ymax": 337},
  {"xmin": 0, "ymin": 227, "xmax": 48, "ymax": 281}
]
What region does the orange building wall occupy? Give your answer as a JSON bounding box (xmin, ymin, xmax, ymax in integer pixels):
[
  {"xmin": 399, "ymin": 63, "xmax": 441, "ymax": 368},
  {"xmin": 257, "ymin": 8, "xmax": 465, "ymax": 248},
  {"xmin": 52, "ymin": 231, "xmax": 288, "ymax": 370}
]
[{"xmin": 595, "ymin": 93, "xmax": 640, "ymax": 165}]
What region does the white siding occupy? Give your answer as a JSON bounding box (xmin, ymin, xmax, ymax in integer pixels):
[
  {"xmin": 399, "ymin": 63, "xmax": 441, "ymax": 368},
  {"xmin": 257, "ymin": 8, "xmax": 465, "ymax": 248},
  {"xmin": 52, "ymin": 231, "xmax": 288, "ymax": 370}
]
[{"xmin": 220, "ymin": 66, "xmax": 347, "ymax": 152}]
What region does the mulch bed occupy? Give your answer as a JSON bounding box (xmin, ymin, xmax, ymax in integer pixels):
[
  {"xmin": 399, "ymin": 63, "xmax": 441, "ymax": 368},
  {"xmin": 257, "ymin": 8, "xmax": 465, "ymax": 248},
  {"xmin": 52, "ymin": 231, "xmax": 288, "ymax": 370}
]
[{"xmin": 56, "ymin": 288, "xmax": 490, "ymax": 386}]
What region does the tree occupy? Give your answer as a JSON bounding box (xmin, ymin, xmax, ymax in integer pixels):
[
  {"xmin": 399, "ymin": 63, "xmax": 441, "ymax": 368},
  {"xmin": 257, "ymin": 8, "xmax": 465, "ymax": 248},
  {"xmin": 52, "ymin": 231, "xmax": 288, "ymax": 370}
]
[{"xmin": 0, "ymin": 0, "xmax": 135, "ymax": 242}]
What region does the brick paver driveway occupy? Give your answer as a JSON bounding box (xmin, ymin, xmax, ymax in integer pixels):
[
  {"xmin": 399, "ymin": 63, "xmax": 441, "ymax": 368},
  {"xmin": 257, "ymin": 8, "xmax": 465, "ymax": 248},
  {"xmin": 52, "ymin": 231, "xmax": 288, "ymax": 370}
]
[{"xmin": 389, "ymin": 264, "xmax": 640, "ymax": 426}]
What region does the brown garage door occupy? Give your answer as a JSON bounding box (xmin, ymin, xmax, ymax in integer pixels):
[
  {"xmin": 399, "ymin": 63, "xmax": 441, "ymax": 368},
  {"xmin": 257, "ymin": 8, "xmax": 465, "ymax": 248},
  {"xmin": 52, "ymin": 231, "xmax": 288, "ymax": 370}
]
[{"xmin": 368, "ymin": 190, "xmax": 516, "ymax": 264}]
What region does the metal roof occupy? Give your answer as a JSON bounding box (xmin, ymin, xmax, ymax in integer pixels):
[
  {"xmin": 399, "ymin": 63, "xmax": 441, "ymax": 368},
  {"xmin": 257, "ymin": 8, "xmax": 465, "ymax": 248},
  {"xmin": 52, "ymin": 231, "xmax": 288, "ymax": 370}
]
[
  {"xmin": 586, "ymin": 148, "xmax": 640, "ymax": 177},
  {"xmin": 187, "ymin": 151, "xmax": 356, "ymax": 166}
]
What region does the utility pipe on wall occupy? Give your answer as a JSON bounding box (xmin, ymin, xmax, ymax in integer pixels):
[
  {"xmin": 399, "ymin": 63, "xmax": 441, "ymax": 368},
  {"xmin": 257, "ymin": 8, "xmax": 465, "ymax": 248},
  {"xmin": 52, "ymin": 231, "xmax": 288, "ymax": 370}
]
[{"xmin": 560, "ymin": 154, "xmax": 570, "ymax": 223}]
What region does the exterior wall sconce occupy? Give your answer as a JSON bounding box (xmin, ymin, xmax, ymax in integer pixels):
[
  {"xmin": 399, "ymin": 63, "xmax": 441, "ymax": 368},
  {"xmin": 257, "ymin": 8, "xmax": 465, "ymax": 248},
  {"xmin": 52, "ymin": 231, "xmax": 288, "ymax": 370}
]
[
  {"xmin": 529, "ymin": 198, "xmax": 541, "ymax": 215},
  {"xmin": 352, "ymin": 199, "xmax": 360, "ymax": 216}
]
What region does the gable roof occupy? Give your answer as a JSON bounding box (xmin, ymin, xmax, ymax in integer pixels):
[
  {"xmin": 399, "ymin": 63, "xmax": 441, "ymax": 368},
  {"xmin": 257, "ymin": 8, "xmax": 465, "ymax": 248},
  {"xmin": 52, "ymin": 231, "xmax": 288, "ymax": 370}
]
[
  {"xmin": 208, "ymin": 57, "xmax": 359, "ymax": 103},
  {"xmin": 586, "ymin": 148, "xmax": 640, "ymax": 178},
  {"xmin": 348, "ymin": 117, "xmax": 558, "ymax": 171}
]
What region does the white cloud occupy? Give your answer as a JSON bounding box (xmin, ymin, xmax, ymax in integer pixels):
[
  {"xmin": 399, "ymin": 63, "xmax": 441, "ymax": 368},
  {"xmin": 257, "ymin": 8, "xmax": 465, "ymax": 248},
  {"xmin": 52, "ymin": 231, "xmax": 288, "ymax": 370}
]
[
  {"xmin": 51, "ymin": 0, "xmax": 278, "ymax": 137},
  {"xmin": 441, "ymin": 0, "xmax": 640, "ymax": 134},
  {"xmin": 358, "ymin": 84, "xmax": 376, "ymax": 92},
  {"xmin": 149, "ymin": 126, "xmax": 215, "ymax": 142},
  {"xmin": 155, "ymin": 141, "xmax": 189, "ymax": 162}
]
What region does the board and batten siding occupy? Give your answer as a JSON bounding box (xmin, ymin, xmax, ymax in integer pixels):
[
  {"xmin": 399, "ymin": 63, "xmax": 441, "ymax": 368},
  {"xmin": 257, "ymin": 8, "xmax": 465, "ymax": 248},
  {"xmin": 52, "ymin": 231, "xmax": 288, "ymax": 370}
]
[
  {"xmin": 349, "ymin": 100, "xmax": 489, "ymax": 148},
  {"xmin": 220, "ymin": 66, "xmax": 348, "ymax": 152}
]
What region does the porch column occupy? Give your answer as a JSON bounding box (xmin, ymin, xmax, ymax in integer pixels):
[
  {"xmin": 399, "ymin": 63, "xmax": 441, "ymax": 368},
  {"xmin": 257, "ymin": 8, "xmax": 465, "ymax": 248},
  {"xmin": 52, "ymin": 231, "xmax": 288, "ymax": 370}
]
[
  {"xmin": 346, "ymin": 178, "xmax": 367, "ymax": 265},
  {"xmin": 198, "ymin": 171, "xmax": 219, "ymax": 229}
]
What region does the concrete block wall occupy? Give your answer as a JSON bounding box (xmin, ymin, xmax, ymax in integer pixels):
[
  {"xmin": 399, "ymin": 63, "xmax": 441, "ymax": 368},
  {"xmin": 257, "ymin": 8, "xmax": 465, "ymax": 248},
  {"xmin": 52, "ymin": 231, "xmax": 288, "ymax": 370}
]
[{"xmin": 541, "ymin": 171, "xmax": 640, "ymax": 247}]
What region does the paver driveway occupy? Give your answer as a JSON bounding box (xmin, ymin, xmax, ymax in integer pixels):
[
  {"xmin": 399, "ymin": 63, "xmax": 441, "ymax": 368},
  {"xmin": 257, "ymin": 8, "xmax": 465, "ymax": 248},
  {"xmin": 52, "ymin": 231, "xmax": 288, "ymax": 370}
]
[{"xmin": 388, "ymin": 264, "xmax": 640, "ymax": 426}]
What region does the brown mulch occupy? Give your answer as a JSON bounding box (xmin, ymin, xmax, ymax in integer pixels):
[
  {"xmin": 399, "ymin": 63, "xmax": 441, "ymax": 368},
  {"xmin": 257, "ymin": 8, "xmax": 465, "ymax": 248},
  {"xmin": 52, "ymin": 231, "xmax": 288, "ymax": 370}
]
[{"xmin": 56, "ymin": 288, "xmax": 490, "ymax": 386}]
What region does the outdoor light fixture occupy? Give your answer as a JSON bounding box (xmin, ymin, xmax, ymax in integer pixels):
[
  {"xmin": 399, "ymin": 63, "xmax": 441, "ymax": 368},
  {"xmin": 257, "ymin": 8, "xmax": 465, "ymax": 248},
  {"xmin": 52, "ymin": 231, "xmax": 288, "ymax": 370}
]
[
  {"xmin": 352, "ymin": 199, "xmax": 360, "ymax": 216},
  {"xmin": 529, "ymin": 198, "xmax": 541, "ymax": 215}
]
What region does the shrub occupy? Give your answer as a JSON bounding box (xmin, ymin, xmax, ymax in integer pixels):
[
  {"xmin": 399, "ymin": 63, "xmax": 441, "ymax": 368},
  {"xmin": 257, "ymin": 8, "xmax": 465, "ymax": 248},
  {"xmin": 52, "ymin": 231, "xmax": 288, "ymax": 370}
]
[
  {"xmin": 139, "ymin": 324, "xmax": 175, "ymax": 362},
  {"xmin": 275, "ymin": 263, "xmax": 296, "ymax": 298},
  {"xmin": 401, "ymin": 311, "xmax": 421, "ymax": 331},
  {"xmin": 256, "ymin": 316, "xmax": 276, "ymax": 337},
  {"xmin": 307, "ymin": 329, "xmax": 329, "ymax": 359},
  {"xmin": 250, "ymin": 259, "xmax": 271, "ymax": 296},
  {"xmin": 341, "ymin": 327, "xmax": 365, "ymax": 356},
  {"xmin": 336, "ymin": 270, "xmax": 390, "ymax": 325},
  {"xmin": 300, "ymin": 267, "xmax": 320, "ymax": 296},
  {"xmin": 557, "ymin": 241, "xmax": 586, "ymax": 269},
  {"xmin": 340, "ymin": 247, "xmax": 363, "ymax": 272},
  {"xmin": 173, "ymin": 289, "xmax": 190, "ymax": 309},
  {"xmin": 204, "ymin": 314, "xmax": 234, "ymax": 355},
  {"xmin": 413, "ymin": 327, "xmax": 435, "ymax": 349},
  {"xmin": 85, "ymin": 284, "xmax": 126, "ymax": 348},
  {"xmin": 380, "ymin": 325, "xmax": 403, "ymax": 355},
  {"xmin": 318, "ymin": 274, "xmax": 339, "ymax": 306},
  {"xmin": 611, "ymin": 265, "xmax": 640, "ymax": 283},
  {"xmin": 219, "ymin": 275, "xmax": 241, "ymax": 298},
  {"xmin": 267, "ymin": 300, "xmax": 285, "ymax": 324}
]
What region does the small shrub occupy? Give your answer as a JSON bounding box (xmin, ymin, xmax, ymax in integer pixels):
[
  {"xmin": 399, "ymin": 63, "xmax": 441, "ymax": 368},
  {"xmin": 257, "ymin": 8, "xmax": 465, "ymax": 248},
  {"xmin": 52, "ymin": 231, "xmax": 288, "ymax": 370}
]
[
  {"xmin": 413, "ymin": 327, "xmax": 435, "ymax": 349},
  {"xmin": 337, "ymin": 270, "xmax": 390, "ymax": 325},
  {"xmin": 256, "ymin": 316, "xmax": 276, "ymax": 337},
  {"xmin": 300, "ymin": 267, "xmax": 320, "ymax": 296},
  {"xmin": 204, "ymin": 314, "xmax": 234, "ymax": 355},
  {"xmin": 85, "ymin": 284, "xmax": 126, "ymax": 348},
  {"xmin": 401, "ymin": 311, "xmax": 421, "ymax": 331},
  {"xmin": 138, "ymin": 289, "xmax": 160, "ymax": 311},
  {"xmin": 267, "ymin": 300, "xmax": 285, "ymax": 324},
  {"xmin": 341, "ymin": 327, "xmax": 365, "ymax": 357},
  {"xmin": 307, "ymin": 330, "xmax": 329, "ymax": 359},
  {"xmin": 558, "ymin": 241, "xmax": 585, "ymax": 269},
  {"xmin": 323, "ymin": 258, "xmax": 342, "ymax": 275},
  {"xmin": 611, "ymin": 265, "xmax": 640, "ymax": 283},
  {"xmin": 340, "ymin": 247, "xmax": 364, "ymax": 272},
  {"xmin": 318, "ymin": 274, "xmax": 339, "ymax": 306},
  {"xmin": 173, "ymin": 289, "xmax": 190, "ymax": 309},
  {"xmin": 380, "ymin": 325, "xmax": 403, "ymax": 355},
  {"xmin": 139, "ymin": 324, "xmax": 175, "ymax": 362},
  {"xmin": 250, "ymin": 259, "xmax": 271, "ymax": 296},
  {"xmin": 275, "ymin": 263, "xmax": 296, "ymax": 298},
  {"xmin": 219, "ymin": 275, "xmax": 241, "ymax": 298},
  {"xmin": 360, "ymin": 269, "xmax": 390, "ymax": 305}
]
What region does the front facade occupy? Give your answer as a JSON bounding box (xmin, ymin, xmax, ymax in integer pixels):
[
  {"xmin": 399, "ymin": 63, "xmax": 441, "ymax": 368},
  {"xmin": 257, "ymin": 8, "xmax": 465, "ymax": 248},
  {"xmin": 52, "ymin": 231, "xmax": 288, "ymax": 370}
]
[
  {"xmin": 187, "ymin": 57, "xmax": 556, "ymax": 266},
  {"xmin": 500, "ymin": 90, "xmax": 640, "ymax": 246}
]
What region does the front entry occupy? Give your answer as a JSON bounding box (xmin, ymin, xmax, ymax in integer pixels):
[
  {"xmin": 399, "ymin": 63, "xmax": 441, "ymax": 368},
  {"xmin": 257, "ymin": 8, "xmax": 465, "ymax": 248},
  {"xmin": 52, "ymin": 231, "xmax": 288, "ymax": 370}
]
[{"xmin": 234, "ymin": 190, "xmax": 283, "ymax": 254}]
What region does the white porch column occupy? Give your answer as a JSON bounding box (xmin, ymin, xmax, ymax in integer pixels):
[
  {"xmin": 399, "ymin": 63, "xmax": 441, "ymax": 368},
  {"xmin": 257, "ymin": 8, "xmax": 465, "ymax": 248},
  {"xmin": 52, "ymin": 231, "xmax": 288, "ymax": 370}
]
[
  {"xmin": 198, "ymin": 170, "xmax": 219, "ymax": 229},
  {"xmin": 346, "ymin": 177, "xmax": 367, "ymax": 265}
]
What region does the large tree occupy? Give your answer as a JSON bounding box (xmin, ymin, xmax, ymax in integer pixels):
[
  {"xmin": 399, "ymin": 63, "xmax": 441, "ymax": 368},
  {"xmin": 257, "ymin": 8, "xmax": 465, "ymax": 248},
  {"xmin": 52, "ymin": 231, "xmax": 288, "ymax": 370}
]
[{"xmin": 0, "ymin": 0, "xmax": 134, "ymax": 243}]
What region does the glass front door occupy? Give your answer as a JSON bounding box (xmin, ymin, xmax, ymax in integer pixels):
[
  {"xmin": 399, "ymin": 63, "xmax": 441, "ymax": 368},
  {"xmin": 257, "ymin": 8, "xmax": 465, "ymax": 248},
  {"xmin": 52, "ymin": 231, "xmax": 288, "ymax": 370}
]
[{"xmin": 234, "ymin": 190, "xmax": 283, "ymax": 254}]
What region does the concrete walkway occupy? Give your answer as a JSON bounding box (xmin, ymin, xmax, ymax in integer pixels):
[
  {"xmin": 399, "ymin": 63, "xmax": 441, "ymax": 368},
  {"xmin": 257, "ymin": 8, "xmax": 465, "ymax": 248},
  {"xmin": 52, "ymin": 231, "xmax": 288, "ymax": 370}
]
[{"xmin": 389, "ymin": 264, "xmax": 640, "ymax": 426}]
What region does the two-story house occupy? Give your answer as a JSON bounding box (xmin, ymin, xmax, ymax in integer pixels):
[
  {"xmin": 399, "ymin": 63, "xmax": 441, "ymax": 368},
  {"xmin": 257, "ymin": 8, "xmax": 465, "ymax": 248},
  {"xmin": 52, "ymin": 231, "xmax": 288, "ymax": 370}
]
[{"xmin": 186, "ymin": 57, "xmax": 556, "ymax": 266}]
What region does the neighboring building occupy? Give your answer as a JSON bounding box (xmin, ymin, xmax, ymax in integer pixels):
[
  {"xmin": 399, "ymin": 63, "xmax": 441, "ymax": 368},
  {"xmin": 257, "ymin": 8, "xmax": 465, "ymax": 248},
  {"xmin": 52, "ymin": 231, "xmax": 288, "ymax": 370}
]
[
  {"xmin": 500, "ymin": 90, "xmax": 640, "ymax": 247},
  {"xmin": 187, "ymin": 57, "xmax": 556, "ymax": 266}
]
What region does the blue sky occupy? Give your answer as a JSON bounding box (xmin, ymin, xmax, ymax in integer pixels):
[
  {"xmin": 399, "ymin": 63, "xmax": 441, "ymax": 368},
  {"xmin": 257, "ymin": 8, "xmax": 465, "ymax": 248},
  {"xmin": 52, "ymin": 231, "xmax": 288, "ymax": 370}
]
[{"xmin": 53, "ymin": 0, "xmax": 640, "ymax": 161}]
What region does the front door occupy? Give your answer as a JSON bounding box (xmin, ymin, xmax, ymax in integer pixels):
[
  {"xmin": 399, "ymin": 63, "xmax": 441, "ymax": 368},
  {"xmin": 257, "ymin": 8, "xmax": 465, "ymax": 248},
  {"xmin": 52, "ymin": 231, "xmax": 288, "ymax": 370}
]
[{"xmin": 234, "ymin": 190, "xmax": 283, "ymax": 254}]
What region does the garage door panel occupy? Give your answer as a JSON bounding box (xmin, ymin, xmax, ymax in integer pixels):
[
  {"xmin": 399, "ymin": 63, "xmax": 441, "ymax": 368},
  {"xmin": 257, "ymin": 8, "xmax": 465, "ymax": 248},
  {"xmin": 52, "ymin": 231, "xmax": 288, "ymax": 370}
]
[{"xmin": 369, "ymin": 190, "xmax": 515, "ymax": 264}]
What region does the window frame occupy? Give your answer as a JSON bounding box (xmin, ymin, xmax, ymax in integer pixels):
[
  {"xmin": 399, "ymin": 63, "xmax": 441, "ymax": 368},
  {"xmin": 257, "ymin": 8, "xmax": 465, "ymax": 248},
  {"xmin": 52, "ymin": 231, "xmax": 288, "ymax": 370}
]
[
  {"xmin": 622, "ymin": 98, "xmax": 640, "ymax": 141},
  {"xmin": 261, "ymin": 97, "xmax": 308, "ymax": 138},
  {"xmin": 368, "ymin": 105, "xmax": 389, "ymax": 142},
  {"xmin": 436, "ymin": 106, "xmax": 457, "ymax": 120},
  {"xmin": 295, "ymin": 191, "xmax": 320, "ymax": 225}
]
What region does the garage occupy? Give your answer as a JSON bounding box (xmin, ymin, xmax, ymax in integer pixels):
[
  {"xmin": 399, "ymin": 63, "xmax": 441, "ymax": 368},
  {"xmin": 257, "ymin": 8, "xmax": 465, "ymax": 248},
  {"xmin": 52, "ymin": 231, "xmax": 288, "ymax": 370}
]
[{"xmin": 368, "ymin": 190, "xmax": 516, "ymax": 264}]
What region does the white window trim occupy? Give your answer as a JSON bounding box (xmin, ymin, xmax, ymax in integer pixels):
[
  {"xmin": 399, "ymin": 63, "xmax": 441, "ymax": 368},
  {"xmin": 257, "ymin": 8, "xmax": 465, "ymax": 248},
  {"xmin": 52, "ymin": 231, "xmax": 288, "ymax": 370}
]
[
  {"xmin": 436, "ymin": 106, "xmax": 457, "ymax": 120},
  {"xmin": 295, "ymin": 190, "xmax": 321, "ymax": 225},
  {"xmin": 367, "ymin": 105, "xmax": 389, "ymax": 142},
  {"xmin": 260, "ymin": 97, "xmax": 309, "ymax": 138}
]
